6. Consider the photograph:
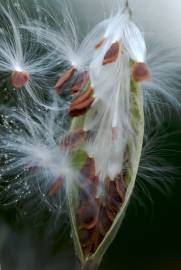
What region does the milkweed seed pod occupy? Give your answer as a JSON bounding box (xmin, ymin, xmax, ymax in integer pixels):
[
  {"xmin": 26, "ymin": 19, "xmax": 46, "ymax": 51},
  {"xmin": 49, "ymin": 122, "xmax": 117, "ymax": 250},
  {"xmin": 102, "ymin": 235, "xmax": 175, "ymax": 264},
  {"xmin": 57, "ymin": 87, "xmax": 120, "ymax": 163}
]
[{"xmin": 0, "ymin": 0, "xmax": 181, "ymax": 269}]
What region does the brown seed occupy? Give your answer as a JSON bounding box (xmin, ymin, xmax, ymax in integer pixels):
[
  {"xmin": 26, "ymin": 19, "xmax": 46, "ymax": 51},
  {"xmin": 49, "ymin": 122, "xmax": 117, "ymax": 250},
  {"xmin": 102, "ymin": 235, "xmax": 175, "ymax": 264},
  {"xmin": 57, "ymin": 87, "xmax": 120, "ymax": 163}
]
[
  {"xmin": 78, "ymin": 158, "xmax": 98, "ymax": 203},
  {"xmin": 105, "ymin": 179, "xmax": 122, "ymax": 220},
  {"xmin": 54, "ymin": 67, "xmax": 75, "ymax": 94},
  {"xmin": 103, "ymin": 42, "xmax": 120, "ymax": 65},
  {"xmin": 69, "ymin": 84, "xmax": 94, "ymax": 117},
  {"xmin": 71, "ymin": 85, "xmax": 93, "ymax": 107},
  {"xmin": 11, "ymin": 71, "xmax": 29, "ymax": 89},
  {"xmin": 106, "ymin": 207, "xmax": 117, "ymax": 222},
  {"xmin": 47, "ymin": 177, "xmax": 64, "ymax": 197},
  {"xmin": 61, "ymin": 129, "xmax": 87, "ymax": 150},
  {"xmin": 98, "ymin": 205, "xmax": 112, "ymax": 236},
  {"xmin": 92, "ymin": 231, "xmax": 103, "ymax": 253},
  {"xmin": 71, "ymin": 71, "xmax": 90, "ymax": 94},
  {"xmin": 115, "ymin": 174, "xmax": 126, "ymax": 201},
  {"xmin": 79, "ymin": 176, "xmax": 99, "ymax": 204},
  {"xmin": 80, "ymin": 157, "xmax": 96, "ymax": 181},
  {"xmin": 95, "ymin": 38, "xmax": 105, "ymax": 49},
  {"xmin": 79, "ymin": 228, "xmax": 94, "ymax": 248},
  {"xmin": 77, "ymin": 199, "xmax": 100, "ymax": 230},
  {"xmin": 132, "ymin": 62, "xmax": 150, "ymax": 82},
  {"xmin": 69, "ymin": 96, "xmax": 95, "ymax": 117},
  {"xmin": 105, "ymin": 178, "xmax": 116, "ymax": 197}
]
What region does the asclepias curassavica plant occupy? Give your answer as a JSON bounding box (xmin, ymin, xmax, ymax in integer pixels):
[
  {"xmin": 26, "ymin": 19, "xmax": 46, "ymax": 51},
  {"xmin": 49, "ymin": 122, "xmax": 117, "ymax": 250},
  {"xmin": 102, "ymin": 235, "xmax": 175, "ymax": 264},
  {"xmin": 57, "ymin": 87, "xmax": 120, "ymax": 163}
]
[{"xmin": 0, "ymin": 0, "xmax": 181, "ymax": 269}]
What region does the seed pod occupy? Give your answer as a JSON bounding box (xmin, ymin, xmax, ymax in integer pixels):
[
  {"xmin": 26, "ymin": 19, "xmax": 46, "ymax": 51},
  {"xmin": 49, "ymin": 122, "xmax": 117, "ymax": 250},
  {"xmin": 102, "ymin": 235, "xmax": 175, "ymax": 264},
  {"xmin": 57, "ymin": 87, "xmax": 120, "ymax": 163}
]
[{"xmin": 11, "ymin": 71, "xmax": 29, "ymax": 89}]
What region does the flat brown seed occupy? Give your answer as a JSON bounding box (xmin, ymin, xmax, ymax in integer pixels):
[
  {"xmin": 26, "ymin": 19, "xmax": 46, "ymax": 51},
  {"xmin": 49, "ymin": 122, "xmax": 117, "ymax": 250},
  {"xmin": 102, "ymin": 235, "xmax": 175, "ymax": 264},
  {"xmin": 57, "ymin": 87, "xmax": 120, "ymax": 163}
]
[
  {"xmin": 80, "ymin": 157, "xmax": 96, "ymax": 181},
  {"xmin": 77, "ymin": 200, "xmax": 100, "ymax": 230},
  {"xmin": 115, "ymin": 174, "xmax": 126, "ymax": 201},
  {"xmin": 103, "ymin": 42, "xmax": 120, "ymax": 65},
  {"xmin": 79, "ymin": 228, "xmax": 95, "ymax": 248},
  {"xmin": 61, "ymin": 129, "xmax": 87, "ymax": 150},
  {"xmin": 69, "ymin": 108, "xmax": 88, "ymax": 117},
  {"xmin": 98, "ymin": 205, "xmax": 112, "ymax": 236},
  {"xmin": 71, "ymin": 85, "xmax": 93, "ymax": 107},
  {"xmin": 106, "ymin": 195, "xmax": 121, "ymax": 213},
  {"xmin": 79, "ymin": 176, "xmax": 99, "ymax": 204},
  {"xmin": 54, "ymin": 67, "xmax": 75, "ymax": 93},
  {"xmin": 132, "ymin": 62, "xmax": 150, "ymax": 82},
  {"xmin": 69, "ymin": 96, "xmax": 95, "ymax": 117},
  {"xmin": 71, "ymin": 71, "xmax": 90, "ymax": 94},
  {"xmin": 106, "ymin": 207, "xmax": 117, "ymax": 222},
  {"xmin": 11, "ymin": 71, "xmax": 29, "ymax": 89},
  {"xmin": 47, "ymin": 177, "xmax": 64, "ymax": 197},
  {"xmin": 92, "ymin": 231, "xmax": 103, "ymax": 253}
]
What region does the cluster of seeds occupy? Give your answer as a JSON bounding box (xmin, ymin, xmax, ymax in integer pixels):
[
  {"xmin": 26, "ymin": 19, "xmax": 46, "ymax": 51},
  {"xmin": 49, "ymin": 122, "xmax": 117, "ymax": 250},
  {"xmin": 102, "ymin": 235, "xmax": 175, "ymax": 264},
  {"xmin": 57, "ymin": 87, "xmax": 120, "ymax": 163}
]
[{"xmin": 76, "ymin": 157, "xmax": 127, "ymax": 256}]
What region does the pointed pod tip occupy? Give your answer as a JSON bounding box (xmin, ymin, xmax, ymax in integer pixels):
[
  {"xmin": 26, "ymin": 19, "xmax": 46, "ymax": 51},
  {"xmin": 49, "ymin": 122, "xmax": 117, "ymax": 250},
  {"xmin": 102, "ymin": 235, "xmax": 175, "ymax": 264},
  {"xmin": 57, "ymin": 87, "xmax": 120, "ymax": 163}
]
[{"xmin": 11, "ymin": 70, "xmax": 29, "ymax": 89}]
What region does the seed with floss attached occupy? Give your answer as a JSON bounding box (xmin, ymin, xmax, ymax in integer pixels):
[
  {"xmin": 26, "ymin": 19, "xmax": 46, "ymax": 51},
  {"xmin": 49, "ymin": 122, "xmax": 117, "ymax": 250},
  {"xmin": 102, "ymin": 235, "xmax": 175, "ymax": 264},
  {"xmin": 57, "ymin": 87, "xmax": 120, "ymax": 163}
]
[
  {"xmin": 11, "ymin": 71, "xmax": 29, "ymax": 89},
  {"xmin": 103, "ymin": 42, "xmax": 120, "ymax": 65},
  {"xmin": 54, "ymin": 67, "xmax": 75, "ymax": 94},
  {"xmin": 132, "ymin": 62, "xmax": 150, "ymax": 82},
  {"xmin": 69, "ymin": 94, "xmax": 95, "ymax": 117},
  {"xmin": 71, "ymin": 71, "xmax": 90, "ymax": 94}
]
